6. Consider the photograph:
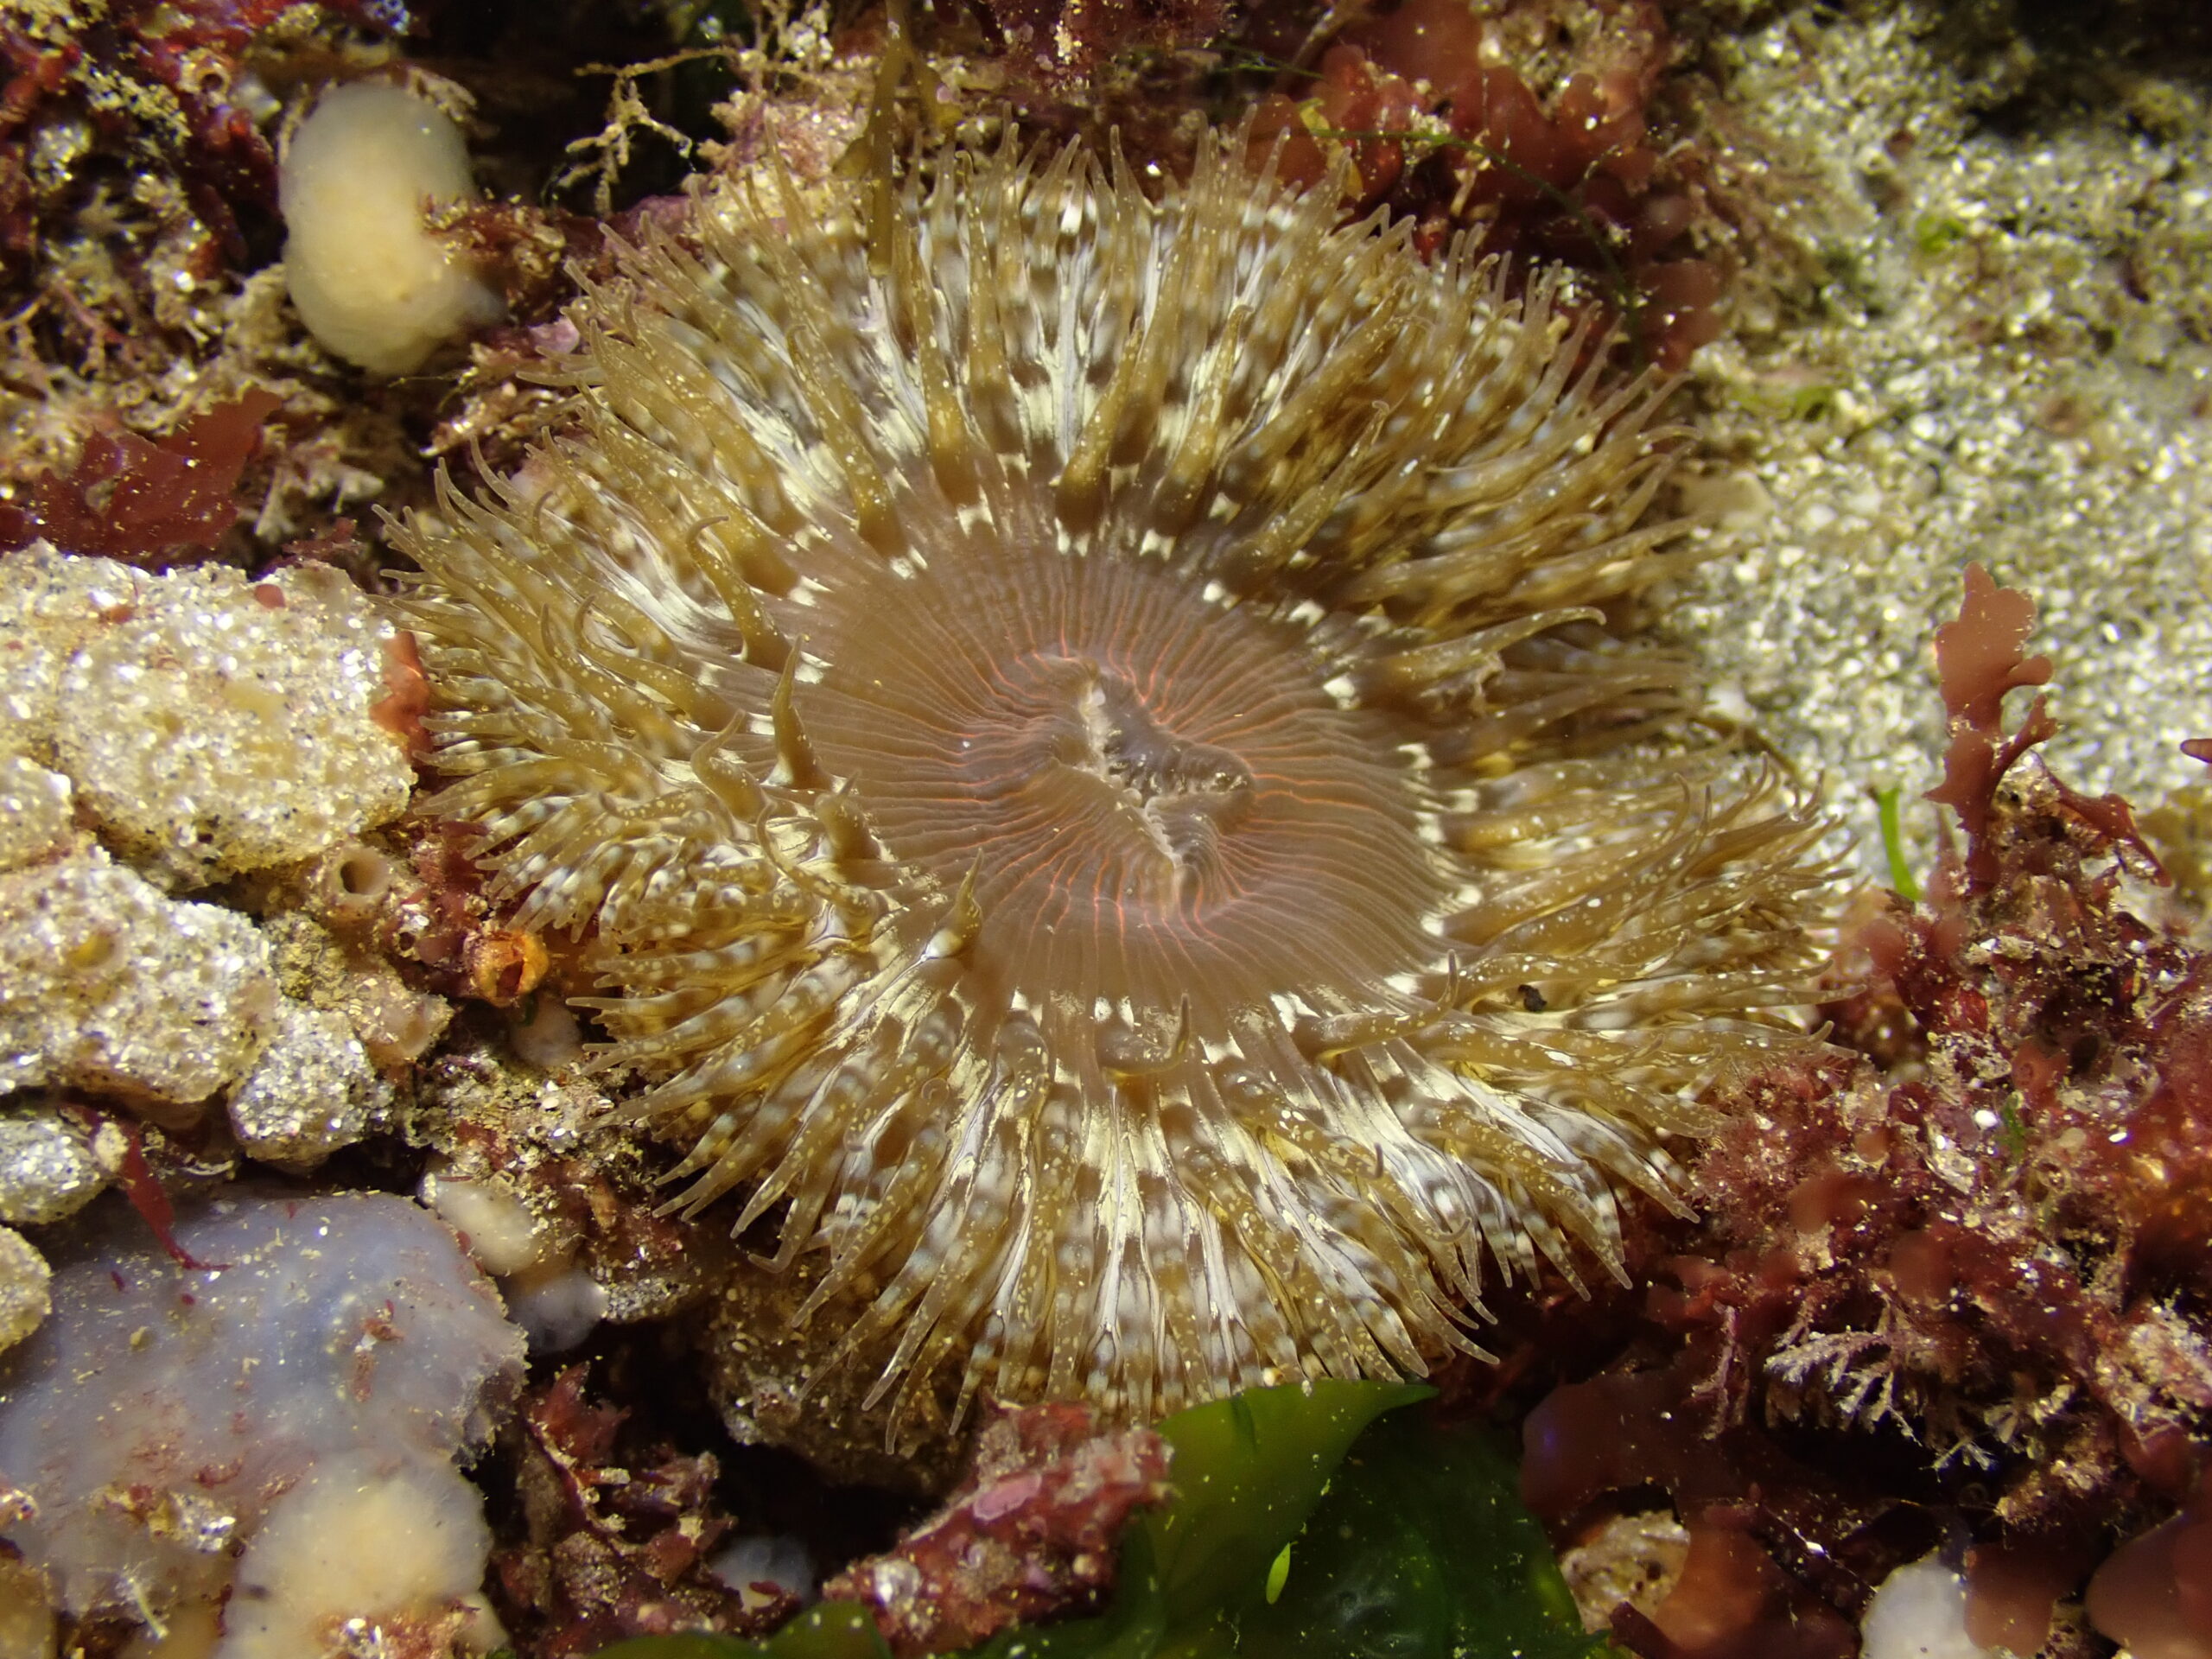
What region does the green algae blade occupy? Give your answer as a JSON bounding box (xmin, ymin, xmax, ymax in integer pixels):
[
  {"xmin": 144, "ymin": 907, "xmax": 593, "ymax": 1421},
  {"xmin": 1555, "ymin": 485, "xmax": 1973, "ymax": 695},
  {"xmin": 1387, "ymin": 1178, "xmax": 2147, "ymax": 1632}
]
[
  {"xmin": 1236, "ymin": 1407, "xmax": 1611, "ymax": 1659},
  {"xmin": 1142, "ymin": 1379, "xmax": 1433, "ymax": 1648}
]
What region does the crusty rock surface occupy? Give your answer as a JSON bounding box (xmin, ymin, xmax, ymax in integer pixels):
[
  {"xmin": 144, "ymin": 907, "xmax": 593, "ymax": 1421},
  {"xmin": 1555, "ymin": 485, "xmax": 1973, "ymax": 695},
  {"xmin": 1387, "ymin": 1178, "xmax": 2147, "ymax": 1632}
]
[
  {"xmin": 0, "ymin": 1106, "xmax": 105, "ymax": 1226},
  {"xmin": 0, "ymin": 753, "xmax": 71, "ymax": 874},
  {"xmin": 226, "ymin": 999, "xmax": 392, "ymax": 1168},
  {"xmin": 0, "ymin": 846, "xmax": 278, "ymax": 1114},
  {"xmin": 0, "ymin": 1224, "xmax": 48, "ymax": 1354},
  {"xmin": 0, "ymin": 543, "xmax": 411, "ymax": 887}
]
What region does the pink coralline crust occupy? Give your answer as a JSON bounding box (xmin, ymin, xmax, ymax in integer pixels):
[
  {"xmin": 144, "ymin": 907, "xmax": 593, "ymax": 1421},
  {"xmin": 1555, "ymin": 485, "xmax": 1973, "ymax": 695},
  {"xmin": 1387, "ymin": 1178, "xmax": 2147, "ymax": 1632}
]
[
  {"xmin": 372, "ymin": 631, "xmax": 437, "ymax": 762},
  {"xmin": 1515, "ymin": 569, "xmax": 2212, "ymax": 1659},
  {"xmin": 821, "ymin": 1402, "xmax": 1173, "ymax": 1658},
  {"xmin": 1246, "ymin": 0, "xmax": 1724, "ymax": 369},
  {"xmin": 0, "ymin": 390, "xmax": 282, "ymax": 565}
]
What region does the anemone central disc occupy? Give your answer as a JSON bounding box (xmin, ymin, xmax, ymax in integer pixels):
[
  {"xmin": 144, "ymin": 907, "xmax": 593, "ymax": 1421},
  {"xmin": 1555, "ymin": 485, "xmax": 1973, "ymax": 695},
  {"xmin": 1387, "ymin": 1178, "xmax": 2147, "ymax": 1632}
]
[{"xmin": 803, "ymin": 543, "xmax": 1446, "ymax": 1023}]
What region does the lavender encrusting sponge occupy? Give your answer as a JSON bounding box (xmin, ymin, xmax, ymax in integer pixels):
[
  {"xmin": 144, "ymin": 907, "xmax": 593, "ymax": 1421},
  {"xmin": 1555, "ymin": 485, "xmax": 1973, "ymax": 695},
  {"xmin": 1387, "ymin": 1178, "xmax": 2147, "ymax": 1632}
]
[{"xmin": 0, "ymin": 1192, "xmax": 524, "ymax": 1656}]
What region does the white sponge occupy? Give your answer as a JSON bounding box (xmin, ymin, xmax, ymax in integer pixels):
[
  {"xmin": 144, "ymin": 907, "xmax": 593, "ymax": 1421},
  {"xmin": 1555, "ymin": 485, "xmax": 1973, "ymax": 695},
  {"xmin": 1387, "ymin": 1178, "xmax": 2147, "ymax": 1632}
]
[
  {"xmin": 281, "ymin": 82, "xmax": 505, "ymax": 375},
  {"xmin": 1861, "ymin": 1558, "xmax": 1999, "ymax": 1659}
]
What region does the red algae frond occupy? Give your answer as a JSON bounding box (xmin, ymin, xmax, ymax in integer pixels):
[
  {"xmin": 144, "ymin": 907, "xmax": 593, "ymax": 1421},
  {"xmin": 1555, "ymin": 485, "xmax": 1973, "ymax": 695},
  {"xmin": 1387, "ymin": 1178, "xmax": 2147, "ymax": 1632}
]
[
  {"xmin": 390, "ymin": 127, "xmax": 1832, "ymax": 1425},
  {"xmin": 0, "ymin": 391, "xmax": 283, "ymax": 566}
]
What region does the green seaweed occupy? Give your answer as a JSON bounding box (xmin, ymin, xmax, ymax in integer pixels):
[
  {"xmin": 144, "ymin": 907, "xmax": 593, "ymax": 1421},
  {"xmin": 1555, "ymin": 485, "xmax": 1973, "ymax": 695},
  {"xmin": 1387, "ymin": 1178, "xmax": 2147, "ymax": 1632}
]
[
  {"xmin": 1233, "ymin": 1408, "xmax": 1607, "ymax": 1659},
  {"xmin": 594, "ymin": 1380, "xmax": 1603, "ymax": 1659},
  {"xmin": 1875, "ymin": 783, "xmax": 1922, "ymax": 902},
  {"xmin": 1911, "ymin": 213, "xmax": 1970, "ymax": 257}
]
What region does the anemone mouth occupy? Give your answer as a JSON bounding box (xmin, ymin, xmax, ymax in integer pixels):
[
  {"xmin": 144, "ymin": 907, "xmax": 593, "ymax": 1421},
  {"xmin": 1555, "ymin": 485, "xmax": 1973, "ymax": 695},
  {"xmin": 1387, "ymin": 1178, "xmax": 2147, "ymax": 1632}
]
[{"xmin": 801, "ymin": 539, "xmax": 1445, "ymax": 1036}]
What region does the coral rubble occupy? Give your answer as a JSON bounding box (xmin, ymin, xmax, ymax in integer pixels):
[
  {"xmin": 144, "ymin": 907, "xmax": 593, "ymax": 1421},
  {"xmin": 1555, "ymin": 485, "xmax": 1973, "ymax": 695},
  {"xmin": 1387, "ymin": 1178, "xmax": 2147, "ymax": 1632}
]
[
  {"xmin": 0, "ymin": 1224, "xmax": 48, "ymax": 1351},
  {"xmin": 0, "ymin": 846, "xmax": 278, "ymax": 1110},
  {"xmin": 0, "ymin": 543, "xmax": 412, "ymax": 887}
]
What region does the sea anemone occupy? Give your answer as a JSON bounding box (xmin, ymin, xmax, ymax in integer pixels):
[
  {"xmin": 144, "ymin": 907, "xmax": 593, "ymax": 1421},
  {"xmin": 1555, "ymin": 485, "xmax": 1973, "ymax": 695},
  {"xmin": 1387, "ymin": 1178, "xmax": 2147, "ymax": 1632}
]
[{"xmin": 391, "ymin": 126, "xmax": 1830, "ymax": 1426}]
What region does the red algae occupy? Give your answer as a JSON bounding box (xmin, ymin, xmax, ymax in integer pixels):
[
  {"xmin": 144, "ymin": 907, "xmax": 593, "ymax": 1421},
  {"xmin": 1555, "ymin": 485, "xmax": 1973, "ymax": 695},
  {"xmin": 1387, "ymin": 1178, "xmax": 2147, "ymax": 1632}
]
[
  {"xmin": 1639, "ymin": 1517, "xmax": 1855, "ymax": 1659},
  {"xmin": 493, "ymin": 1366, "xmax": 764, "ymax": 1657},
  {"xmin": 1513, "ymin": 566, "xmax": 2212, "ymax": 1656},
  {"xmin": 0, "ymin": 2, "xmax": 367, "ymax": 274},
  {"xmin": 1964, "ymin": 1536, "xmax": 2085, "ymax": 1656},
  {"xmin": 0, "ymin": 391, "xmax": 282, "ymax": 566},
  {"xmin": 1245, "ymin": 0, "xmax": 1726, "ymax": 368},
  {"xmin": 2088, "ymin": 1472, "xmax": 2212, "ymax": 1659}
]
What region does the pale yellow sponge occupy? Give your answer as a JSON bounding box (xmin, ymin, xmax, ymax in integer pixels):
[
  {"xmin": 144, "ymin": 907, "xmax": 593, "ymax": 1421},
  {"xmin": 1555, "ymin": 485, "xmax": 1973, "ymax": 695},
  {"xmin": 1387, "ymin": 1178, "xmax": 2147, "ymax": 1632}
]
[
  {"xmin": 281, "ymin": 81, "xmax": 504, "ymax": 375},
  {"xmin": 215, "ymin": 1456, "xmax": 499, "ymax": 1659}
]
